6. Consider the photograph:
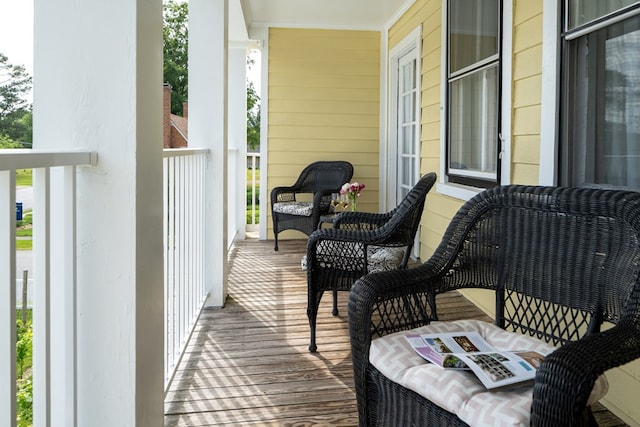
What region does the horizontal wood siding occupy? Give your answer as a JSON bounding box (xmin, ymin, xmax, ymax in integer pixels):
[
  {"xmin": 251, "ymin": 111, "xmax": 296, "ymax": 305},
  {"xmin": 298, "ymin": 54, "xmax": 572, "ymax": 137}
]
[
  {"xmin": 511, "ymin": 0, "xmax": 543, "ymax": 184},
  {"xmin": 267, "ymin": 28, "xmax": 381, "ymax": 239}
]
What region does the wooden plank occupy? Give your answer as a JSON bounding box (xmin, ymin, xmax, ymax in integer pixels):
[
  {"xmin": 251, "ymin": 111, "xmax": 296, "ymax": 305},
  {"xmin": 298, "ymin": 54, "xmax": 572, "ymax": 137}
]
[{"xmin": 164, "ymin": 239, "xmax": 628, "ymax": 427}]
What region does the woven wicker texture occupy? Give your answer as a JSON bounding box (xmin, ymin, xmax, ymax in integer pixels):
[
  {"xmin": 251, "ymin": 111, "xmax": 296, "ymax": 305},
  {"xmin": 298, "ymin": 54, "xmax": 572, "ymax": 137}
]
[
  {"xmin": 270, "ymin": 161, "xmax": 353, "ymax": 251},
  {"xmin": 307, "ymin": 172, "xmax": 437, "ymax": 352},
  {"xmin": 348, "ymin": 185, "xmax": 640, "ymax": 426}
]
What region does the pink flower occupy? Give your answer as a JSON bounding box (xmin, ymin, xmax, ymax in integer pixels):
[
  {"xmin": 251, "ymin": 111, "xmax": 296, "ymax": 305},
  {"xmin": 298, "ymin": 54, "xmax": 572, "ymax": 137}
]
[{"xmin": 340, "ymin": 181, "xmax": 365, "ymax": 198}]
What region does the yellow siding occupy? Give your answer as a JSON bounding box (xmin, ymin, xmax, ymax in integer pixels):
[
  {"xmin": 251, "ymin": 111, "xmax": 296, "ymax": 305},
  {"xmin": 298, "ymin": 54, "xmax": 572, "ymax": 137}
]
[
  {"xmin": 390, "ymin": 1, "xmax": 640, "ymax": 424},
  {"xmin": 267, "ymin": 28, "xmax": 380, "ymax": 239},
  {"xmin": 511, "ymin": 2, "xmax": 543, "ymax": 187}
]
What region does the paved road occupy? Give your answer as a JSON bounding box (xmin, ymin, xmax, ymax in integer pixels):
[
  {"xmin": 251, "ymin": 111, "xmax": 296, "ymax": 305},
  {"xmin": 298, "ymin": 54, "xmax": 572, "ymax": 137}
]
[
  {"xmin": 16, "ymin": 186, "xmax": 33, "ymax": 211},
  {"xmin": 16, "ymin": 250, "xmax": 32, "ymax": 278},
  {"xmin": 16, "ymin": 186, "xmax": 33, "ymax": 276}
]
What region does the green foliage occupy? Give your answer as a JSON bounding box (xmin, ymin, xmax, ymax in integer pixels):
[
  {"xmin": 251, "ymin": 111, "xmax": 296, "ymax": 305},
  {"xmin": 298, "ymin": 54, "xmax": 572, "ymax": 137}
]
[
  {"xmin": 247, "ymin": 80, "xmax": 261, "ymax": 150},
  {"xmin": 16, "ymin": 321, "xmax": 32, "ymax": 378},
  {"xmin": 163, "ymin": 0, "xmax": 189, "ymax": 116},
  {"xmin": 16, "ymin": 317, "xmax": 33, "ymax": 426},
  {"xmin": 0, "ymin": 133, "xmax": 22, "ymax": 148},
  {"xmin": 16, "ymin": 375, "xmax": 33, "ymax": 426},
  {"xmin": 246, "ymin": 51, "xmax": 261, "ymax": 150},
  {"xmin": 0, "ymin": 53, "xmax": 32, "ymax": 144}
]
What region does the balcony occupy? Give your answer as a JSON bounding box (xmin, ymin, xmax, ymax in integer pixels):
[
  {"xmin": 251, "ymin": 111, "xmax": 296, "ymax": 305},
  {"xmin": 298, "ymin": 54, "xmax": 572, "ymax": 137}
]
[{"xmin": 1, "ymin": 149, "xmax": 630, "ymax": 426}]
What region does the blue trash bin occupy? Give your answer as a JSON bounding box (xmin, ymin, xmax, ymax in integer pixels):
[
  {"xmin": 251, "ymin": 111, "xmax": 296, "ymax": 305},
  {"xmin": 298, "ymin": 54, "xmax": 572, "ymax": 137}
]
[{"xmin": 16, "ymin": 202, "xmax": 23, "ymax": 221}]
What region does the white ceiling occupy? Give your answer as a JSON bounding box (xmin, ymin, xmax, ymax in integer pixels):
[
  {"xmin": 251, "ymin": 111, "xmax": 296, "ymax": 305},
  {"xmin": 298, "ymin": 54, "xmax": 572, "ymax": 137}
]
[{"xmin": 238, "ymin": 0, "xmax": 413, "ymax": 37}]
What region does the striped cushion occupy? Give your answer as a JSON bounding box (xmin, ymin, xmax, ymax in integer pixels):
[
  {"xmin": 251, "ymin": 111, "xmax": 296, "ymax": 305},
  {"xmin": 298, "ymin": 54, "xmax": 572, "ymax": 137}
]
[
  {"xmin": 301, "ymin": 244, "xmax": 405, "ymax": 273},
  {"xmin": 369, "ymin": 319, "xmax": 609, "ymax": 427},
  {"xmin": 273, "ymin": 201, "xmax": 313, "ymax": 216}
]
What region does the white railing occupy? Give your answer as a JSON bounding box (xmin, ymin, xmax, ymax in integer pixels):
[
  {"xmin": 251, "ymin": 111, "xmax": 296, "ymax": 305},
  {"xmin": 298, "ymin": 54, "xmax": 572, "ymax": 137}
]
[
  {"xmin": 162, "ymin": 148, "xmax": 209, "ymax": 392},
  {"xmin": 0, "ymin": 149, "xmax": 95, "ymax": 427},
  {"xmin": 247, "ymin": 152, "xmax": 260, "ymax": 229},
  {"xmin": 2, "ymin": 148, "xmax": 212, "ymax": 423}
]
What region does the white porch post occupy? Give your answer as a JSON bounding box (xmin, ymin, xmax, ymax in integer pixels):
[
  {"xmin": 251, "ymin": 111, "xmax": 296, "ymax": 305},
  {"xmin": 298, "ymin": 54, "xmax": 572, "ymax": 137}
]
[
  {"xmin": 190, "ymin": 0, "xmax": 229, "ymax": 307},
  {"xmin": 229, "ymin": 44, "xmax": 248, "ymax": 243},
  {"xmin": 33, "ymin": 0, "xmax": 164, "ymax": 425}
]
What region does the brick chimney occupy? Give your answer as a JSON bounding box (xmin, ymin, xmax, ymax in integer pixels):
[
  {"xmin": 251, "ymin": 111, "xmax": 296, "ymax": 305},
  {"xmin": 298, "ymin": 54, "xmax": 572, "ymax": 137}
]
[
  {"xmin": 182, "ymin": 101, "xmax": 188, "ymax": 119},
  {"xmin": 163, "ymin": 83, "xmax": 171, "ymax": 148}
]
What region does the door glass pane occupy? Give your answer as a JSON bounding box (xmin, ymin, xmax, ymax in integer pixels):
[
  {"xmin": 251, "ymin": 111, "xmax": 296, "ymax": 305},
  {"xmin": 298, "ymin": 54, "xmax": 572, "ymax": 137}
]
[
  {"xmin": 402, "ymin": 93, "xmax": 412, "ymax": 123},
  {"xmin": 403, "ymin": 125, "xmax": 414, "ymax": 154},
  {"xmin": 568, "ymin": 0, "xmax": 640, "ymax": 29},
  {"xmin": 403, "ymin": 61, "xmax": 414, "ymax": 92},
  {"xmin": 449, "ymin": 65, "xmax": 498, "ymax": 174},
  {"xmin": 564, "ymin": 15, "xmax": 640, "ymax": 189},
  {"xmin": 450, "ymin": 0, "xmax": 499, "ymax": 73}
]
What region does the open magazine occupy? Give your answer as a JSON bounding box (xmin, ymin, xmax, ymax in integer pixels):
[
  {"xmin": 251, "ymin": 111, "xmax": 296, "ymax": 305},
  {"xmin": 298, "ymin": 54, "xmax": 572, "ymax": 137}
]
[{"xmin": 405, "ymin": 331, "xmax": 545, "ymax": 390}]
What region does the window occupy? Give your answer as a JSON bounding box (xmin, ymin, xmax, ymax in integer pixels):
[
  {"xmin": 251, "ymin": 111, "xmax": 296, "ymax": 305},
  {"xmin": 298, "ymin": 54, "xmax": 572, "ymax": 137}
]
[
  {"xmin": 561, "ymin": 1, "xmax": 640, "ymax": 190},
  {"xmin": 446, "ymin": 0, "xmax": 502, "ymax": 188}
]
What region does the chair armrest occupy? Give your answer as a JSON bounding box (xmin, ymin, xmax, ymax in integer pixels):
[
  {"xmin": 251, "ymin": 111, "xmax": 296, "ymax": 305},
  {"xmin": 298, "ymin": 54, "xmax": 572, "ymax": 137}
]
[
  {"xmin": 270, "ymin": 185, "xmax": 302, "ymax": 204},
  {"xmin": 531, "ymin": 320, "xmax": 640, "ymax": 425},
  {"xmin": 333, "ymin": 211, "xmax": 393, "ymax": 231},
  {"xmin": 348, "ymin": 265, "xmax": 443, "ymax": 425}
]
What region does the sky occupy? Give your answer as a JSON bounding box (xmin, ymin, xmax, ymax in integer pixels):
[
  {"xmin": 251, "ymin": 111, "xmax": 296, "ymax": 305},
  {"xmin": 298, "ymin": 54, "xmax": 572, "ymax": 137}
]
[
  {"xmin": 0, "ymin": 0, "xmax": 34, "ymax": 76},
  {"xmin": 0, "ymin": 1, "xmax": 260, "ymax": 98}
]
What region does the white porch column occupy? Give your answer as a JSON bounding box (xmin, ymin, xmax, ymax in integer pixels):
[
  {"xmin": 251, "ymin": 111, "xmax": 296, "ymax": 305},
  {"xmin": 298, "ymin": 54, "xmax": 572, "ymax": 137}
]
[
  {"xmin": 190, "ymin": 0, "xmax": 229, "ymax": 307},
  {"xmin": 33, "ymin": 0, "xmax": 164, "ymax": 425},
  {"xmin": 229, "ymin": 44, "xmax": 248, "ymax": 243}
]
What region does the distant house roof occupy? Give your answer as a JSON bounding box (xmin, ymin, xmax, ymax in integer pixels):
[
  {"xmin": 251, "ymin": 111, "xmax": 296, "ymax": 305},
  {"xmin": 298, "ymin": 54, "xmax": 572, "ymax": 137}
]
[
  {"xmin": 164, "ymin": 83, "xmax": 188, "ymax": 148},
  {"xmin": 170, "ymin": 114, "xmax": 188, "ymax": 147}
]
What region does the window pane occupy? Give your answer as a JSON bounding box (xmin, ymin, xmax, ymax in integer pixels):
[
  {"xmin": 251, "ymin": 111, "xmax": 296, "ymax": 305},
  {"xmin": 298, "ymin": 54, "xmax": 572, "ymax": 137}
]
[
  {"xmin": 568, "ymin": 0, "xmax": 640, "ymax": 30},
  {"xmin": 449, "ymin": 66, "xmax": 498, "ymax": 175},
  {"xmin": 563, "ymin": 15, "xmax": 640, "ymax": 189},
  {"xmin": 402, "ymin": 60, "xmax": 415, "ymax": 92},
  {"xmin": 402, "ymin": 125, "xmax": 414, "ymax": 154},
  {"xmin": 449, "ymin": 0, "xmax": 499, "ymax": 73}
]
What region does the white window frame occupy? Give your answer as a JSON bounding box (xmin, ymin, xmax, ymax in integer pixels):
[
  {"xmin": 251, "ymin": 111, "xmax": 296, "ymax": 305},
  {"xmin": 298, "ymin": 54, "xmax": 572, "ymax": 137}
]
[
  {"xmin": 438, "ymin": 0, "xmax": 513, "ymax": 201},
  {"xmin": 539, "ymin": 0, "xmax": 561, "ymax": 186},
  {"xmin": 542, "ymin": 0, "xmax": 640, "ymax": 188}
]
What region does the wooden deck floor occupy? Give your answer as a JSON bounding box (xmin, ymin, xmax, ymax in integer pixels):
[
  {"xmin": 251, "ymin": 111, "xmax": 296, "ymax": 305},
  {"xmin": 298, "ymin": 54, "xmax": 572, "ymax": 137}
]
[{"xmin": 164, "ymin": 238, "xmax": 628, "ymax": 426}]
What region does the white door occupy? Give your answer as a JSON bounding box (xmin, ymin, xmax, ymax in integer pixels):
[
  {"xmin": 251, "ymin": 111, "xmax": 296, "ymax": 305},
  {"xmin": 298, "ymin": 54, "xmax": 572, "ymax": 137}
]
[
  {"xmin": 396, "ymin": 52, "xmax": 420, "ymax": 205},
  {"xmin": 389, "ymin": 36, "xmax": 421, "ymax": 258}
]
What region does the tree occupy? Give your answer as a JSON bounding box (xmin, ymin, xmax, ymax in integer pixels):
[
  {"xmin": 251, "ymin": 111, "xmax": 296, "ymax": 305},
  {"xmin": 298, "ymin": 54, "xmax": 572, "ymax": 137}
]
[
  {"xmin": 163, "ymin": 0, "xmax": 189, "ymax": 116},
  {"xmin": 162, "ymin": 3, "xmax": 261, "ymax": 149},
  {"xmin": 246, "ymin": 52, "xmax": 261, "ymax": 150},
  {"xmin": 0, "ymin": 53, "xmax": 32, "ymax": 145}
]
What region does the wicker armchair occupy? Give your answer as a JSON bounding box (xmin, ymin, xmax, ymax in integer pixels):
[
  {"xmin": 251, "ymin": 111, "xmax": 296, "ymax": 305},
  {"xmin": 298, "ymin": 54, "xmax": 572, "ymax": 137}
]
[
  {"xmin": 306, "ymin": 172, "xmax": 437, "ymax": 352},
  {"xmin": 348, "ymin": 185, "xmax": 640, "ymax": 426},
  {"xmin": 270, "ymin": 161, "xmax": 353, "ymax": 251}
]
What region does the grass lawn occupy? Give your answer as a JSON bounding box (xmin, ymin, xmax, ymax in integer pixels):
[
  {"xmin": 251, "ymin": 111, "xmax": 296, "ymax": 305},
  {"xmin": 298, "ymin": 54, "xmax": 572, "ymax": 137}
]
[
  {"xmin": 16, "ymin": 210, "xmax": 33, "ymax": 250},
  {"xmin": 246, "ymin": 167, "xmax": 260, "ymax": 224},
  {"xmin": 16, "ymin": 240, "xmax": 32, "ymax": 250},
  {"xmin": 16, "ymin": 169, "xmax": 32, "ymax": 186}
]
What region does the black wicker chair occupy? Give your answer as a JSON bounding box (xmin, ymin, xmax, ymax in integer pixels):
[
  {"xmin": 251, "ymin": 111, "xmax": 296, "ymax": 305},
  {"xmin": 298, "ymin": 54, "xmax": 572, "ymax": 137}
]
[
  {"xmin": 270, "ymin": 161, "xmax": 353, "ymax": 251},
  {"xmin": 348, "ymin": 185, "xmax": 640, "ymax": 426},
  {"xmin": 307, "ymin": 172, "xmax": 437, "ymax": 352}
]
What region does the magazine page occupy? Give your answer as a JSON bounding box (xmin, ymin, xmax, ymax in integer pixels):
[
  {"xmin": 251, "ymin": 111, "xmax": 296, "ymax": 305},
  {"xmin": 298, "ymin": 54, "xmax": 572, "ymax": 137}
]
[
  {"xmin": 405, "ymin": 331, "xmax": 495, "ymax": 369},
  {"xmin": 456, "ymin": 350, "xmax": 544, "ymax": 390}
]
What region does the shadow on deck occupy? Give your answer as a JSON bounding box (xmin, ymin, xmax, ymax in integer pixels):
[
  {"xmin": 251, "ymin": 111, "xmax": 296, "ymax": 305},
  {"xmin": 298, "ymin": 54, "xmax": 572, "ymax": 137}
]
[{"xmin": 164, "ymin": 239, "xmax": 628, "ymax": 426}]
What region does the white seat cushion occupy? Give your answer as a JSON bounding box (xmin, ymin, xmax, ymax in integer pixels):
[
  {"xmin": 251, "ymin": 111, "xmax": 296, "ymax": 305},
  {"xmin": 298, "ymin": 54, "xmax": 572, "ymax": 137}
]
[
  {"xmin": 369, "ymin": 319, "xmax": 609, "ymax": 427},
  {"xmin": 301, "ymin": 243, "xmax": 405, "ymax": 273},
  {"xmin": 273, "ymin": 201, "xmax": 313, "ymax": 216}
]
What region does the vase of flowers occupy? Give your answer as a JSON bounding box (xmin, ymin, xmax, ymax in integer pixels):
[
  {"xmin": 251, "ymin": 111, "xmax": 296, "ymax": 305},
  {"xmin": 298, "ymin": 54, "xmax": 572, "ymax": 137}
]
[{"xmin": 340, "ymin": 181, "xmax": 365, "ymax": 211}]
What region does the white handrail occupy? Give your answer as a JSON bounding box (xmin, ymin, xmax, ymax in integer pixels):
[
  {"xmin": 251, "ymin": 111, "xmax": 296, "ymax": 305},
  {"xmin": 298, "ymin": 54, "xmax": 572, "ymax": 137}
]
[{"xmin": 0, "ymin": 149, "xmax": 93, "ymax": 427}]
